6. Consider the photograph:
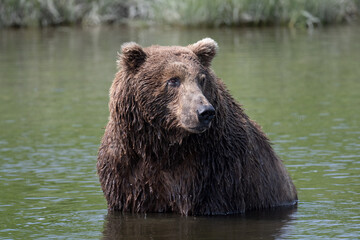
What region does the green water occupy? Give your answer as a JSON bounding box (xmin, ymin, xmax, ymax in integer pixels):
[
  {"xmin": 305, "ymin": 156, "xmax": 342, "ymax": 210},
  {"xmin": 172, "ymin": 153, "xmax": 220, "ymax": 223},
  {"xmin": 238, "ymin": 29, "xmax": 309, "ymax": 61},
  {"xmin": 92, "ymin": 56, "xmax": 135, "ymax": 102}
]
[{"xmin": 0, "ymin": 26, "xmax": 359, "ymax": 239}]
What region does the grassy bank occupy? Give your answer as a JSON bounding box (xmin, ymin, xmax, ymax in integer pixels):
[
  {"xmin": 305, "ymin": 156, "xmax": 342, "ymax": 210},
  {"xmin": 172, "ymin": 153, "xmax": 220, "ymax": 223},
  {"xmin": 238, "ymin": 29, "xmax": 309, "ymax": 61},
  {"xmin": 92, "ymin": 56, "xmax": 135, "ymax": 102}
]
[
  {"xmin": 152, "ymin": 0, "xmax": 359, "ymax": 28},
  {"xmin": 0, "ymin": 0, "xmax": 358, "ymax": 28}
]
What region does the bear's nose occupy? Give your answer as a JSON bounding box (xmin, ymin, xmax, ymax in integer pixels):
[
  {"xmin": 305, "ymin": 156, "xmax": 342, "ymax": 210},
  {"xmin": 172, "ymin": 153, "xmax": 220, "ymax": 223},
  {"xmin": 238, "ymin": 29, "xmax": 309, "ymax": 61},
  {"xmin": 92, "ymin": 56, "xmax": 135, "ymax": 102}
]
[{"xmin": 197, "ymin": 105, "xmax": 215, "ymax": 124}]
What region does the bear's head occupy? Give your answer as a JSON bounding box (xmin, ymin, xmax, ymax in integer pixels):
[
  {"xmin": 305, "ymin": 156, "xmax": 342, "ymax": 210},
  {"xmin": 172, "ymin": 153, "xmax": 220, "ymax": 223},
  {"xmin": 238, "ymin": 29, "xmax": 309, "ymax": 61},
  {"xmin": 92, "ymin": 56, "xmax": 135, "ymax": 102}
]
[{"xmin": 115, "ymin": 38, "xmax": 220, "ymax": 135}]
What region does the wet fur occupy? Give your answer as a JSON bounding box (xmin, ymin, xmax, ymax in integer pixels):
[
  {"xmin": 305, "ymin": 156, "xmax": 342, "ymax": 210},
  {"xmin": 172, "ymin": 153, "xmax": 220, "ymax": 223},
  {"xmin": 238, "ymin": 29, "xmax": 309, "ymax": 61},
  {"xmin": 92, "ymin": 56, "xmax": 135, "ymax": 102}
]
[{"xmin": 97, "ymin": 39, "xmax": 297, "ymax": 215}]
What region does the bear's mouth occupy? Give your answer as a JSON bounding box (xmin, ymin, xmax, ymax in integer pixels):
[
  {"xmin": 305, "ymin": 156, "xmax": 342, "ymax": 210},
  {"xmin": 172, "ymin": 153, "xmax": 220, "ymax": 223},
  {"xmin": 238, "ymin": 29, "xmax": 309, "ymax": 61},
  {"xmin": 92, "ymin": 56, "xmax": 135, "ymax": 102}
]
[{"xmin": 188, "ymin": 124, "xmax": 211, "ymax": 134}]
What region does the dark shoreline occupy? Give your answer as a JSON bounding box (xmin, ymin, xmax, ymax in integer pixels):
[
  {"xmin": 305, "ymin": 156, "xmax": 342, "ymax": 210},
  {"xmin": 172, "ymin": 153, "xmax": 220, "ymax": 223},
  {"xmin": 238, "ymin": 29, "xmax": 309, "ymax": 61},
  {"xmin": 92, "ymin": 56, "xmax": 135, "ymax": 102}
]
[{"xmin": 0, "ymin": 0, "xmax": 359, "ymax": 29}]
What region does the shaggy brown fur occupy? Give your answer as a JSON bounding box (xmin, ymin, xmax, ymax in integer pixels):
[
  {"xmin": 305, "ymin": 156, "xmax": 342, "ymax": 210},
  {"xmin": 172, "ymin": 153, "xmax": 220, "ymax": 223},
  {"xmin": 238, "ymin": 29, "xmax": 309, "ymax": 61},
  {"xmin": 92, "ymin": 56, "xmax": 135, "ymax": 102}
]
[{"xmin": 97, "ymin": 38, "xmax": 297, "ymax": 216}]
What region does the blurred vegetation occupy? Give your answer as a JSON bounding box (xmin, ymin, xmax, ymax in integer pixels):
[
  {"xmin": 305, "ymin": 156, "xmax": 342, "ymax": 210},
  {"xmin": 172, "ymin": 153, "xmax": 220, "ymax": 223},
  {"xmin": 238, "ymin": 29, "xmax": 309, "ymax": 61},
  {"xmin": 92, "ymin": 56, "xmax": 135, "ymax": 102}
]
[
  {"xmin": 152, "ymin": 0, "xmax": 359, "ymax": 28},
  {"xmin": 0, "ymin": 0, "xmax": 359, "ymax": 28}
]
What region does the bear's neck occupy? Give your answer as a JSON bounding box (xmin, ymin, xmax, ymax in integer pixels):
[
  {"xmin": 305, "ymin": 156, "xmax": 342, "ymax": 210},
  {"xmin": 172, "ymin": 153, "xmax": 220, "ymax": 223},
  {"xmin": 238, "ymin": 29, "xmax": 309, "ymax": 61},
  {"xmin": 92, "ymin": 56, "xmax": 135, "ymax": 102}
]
[
  {"xmin": 115, "ymin": 106, "xmax": 241, "ymax": 170},
  {"xmin": 118, "ymin": 120, "xmax": 205, "ymax": 168}
]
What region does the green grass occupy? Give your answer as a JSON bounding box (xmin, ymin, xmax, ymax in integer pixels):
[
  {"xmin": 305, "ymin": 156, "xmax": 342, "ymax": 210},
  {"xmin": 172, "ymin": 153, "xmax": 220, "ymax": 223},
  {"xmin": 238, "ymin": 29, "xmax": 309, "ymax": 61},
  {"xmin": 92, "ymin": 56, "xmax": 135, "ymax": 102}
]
[
  {"xmin": 0, "ymin": 0, "xmax": 358, "ymax": 28},
  {"xmin": 0, "ymin": 0, "xmax": 135, "ymax": 27},
  {"xmin": 151, "ymin": 0, "xmax": 359, "ymax": 27}
]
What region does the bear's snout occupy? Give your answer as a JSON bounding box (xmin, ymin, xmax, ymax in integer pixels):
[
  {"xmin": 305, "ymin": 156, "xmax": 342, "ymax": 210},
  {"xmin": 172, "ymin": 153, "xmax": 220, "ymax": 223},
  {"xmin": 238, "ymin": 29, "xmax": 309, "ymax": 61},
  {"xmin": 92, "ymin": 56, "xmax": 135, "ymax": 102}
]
[{"xmin": 197, "ymin": 105, "xmax": 215, "ymax": 125}]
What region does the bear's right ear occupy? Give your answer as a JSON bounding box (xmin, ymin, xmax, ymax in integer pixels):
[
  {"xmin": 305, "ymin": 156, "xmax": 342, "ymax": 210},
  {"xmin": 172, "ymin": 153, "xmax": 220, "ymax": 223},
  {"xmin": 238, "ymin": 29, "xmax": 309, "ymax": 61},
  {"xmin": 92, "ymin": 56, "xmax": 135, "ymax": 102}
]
[{"xmin": 118, "ymin": 42, "xmax": 147, "ymax": 71}]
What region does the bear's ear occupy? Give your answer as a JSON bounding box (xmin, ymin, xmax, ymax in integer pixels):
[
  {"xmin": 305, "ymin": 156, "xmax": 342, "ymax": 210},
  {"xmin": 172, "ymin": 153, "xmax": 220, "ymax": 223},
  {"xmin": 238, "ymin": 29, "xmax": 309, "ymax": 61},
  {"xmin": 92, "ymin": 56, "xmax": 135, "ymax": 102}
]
[
  {"xmin": 188, "ymin": 38, "xmax": 218, "ymax": 67},
  {"xmin": 118, "ymin": 42, "xmax": 147, "ymax": 71}
]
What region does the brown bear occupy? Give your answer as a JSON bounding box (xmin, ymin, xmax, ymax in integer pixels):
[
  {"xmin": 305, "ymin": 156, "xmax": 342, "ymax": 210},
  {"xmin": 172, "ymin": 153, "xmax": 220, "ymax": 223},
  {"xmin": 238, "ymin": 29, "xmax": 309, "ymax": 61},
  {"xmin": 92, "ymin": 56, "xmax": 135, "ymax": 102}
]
[{"xmin": 97, "ymin": 38, "xmax": 297, "ymax": 216}]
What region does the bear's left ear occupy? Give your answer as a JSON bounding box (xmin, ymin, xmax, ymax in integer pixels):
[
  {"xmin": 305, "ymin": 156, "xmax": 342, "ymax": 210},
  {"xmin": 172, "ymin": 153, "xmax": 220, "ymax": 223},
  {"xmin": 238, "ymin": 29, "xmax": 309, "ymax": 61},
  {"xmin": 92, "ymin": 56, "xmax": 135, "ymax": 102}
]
[
  {"xmin": 188, "ymin": 38, "xmax": 218, "ymax": 67},
  {"xmin": 118, "ymin": 42, "xmax": 147, "ymax": 71}
]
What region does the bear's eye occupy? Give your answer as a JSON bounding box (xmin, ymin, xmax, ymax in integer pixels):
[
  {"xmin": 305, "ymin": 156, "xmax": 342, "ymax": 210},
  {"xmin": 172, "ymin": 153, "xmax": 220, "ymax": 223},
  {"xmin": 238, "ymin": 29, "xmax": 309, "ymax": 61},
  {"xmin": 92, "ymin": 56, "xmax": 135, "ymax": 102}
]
[
  {"xmin": 167, "ymin": 77, "xmax": 180, "ymax": 87},
  {"xmin": 199, "ymin": 74, "xmax": 206, "ymax": 87}
]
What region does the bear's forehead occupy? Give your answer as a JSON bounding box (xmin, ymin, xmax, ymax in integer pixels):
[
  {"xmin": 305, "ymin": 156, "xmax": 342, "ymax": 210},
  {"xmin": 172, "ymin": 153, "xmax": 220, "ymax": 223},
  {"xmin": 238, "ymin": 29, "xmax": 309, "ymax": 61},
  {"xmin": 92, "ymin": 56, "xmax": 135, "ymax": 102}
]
[
  {"xmin": 146, "ymin": 46, "xmax": 198, "ymax": 61},
  {"xmin": 146, "ymin": 45, "xmax": 192, "ymax": 53},
  {"xmin": 145, "ymin": 46, "xmax": 201, "ymax": 72}
]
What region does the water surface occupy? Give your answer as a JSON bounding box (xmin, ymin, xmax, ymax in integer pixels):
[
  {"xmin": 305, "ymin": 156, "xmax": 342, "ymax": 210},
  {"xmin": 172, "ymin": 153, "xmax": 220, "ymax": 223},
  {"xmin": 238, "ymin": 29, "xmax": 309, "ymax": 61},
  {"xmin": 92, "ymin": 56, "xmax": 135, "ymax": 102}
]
[{"xmin": 0, "ymin": 26, "xmax": 359, "ymax": 239}]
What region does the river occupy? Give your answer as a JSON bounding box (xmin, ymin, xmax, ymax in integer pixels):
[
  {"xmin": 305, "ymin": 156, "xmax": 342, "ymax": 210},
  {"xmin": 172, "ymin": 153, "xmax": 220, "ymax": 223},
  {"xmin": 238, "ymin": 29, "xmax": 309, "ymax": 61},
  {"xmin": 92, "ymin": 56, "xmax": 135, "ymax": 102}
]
[{"xmin": 0, "ymin": 25, "xmax": 359, "ymax": 239}]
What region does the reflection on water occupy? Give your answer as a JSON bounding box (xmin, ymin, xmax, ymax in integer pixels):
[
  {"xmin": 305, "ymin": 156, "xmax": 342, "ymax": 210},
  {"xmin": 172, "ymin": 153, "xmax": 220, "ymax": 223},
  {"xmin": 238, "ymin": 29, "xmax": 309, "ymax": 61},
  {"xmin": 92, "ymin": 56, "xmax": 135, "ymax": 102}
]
[
  {"xmin": 103, "ymin": 207, "xmax": 297, "ymax": 240},
  {"xmin": 0, "ymin": 26, "xmax": 359, "ymax": 239}
]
